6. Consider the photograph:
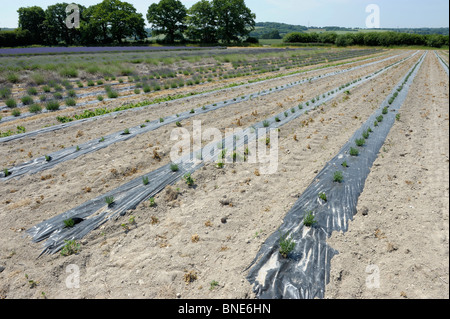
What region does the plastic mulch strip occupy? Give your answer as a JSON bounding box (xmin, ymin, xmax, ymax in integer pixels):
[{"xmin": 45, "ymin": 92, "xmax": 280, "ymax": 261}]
[
  {"xmin": 25, "ymin": 51, "xmax": 421, "ymax": 257},
  {"xmin": 435, "ymin": 51, "xmax": 449, "ymax": 76},
  {"xmin": 245, "ymin": 52, "xmax": 426, "ymax": 299}
]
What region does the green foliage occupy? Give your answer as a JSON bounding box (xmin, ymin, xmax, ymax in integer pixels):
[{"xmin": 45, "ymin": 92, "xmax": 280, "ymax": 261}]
[
  {"xmin": 21, "ymin": 95, "xmax": 34, "ymax": 105},
  {"xmin": 333, "ymin": 171, "xmax": 344, "ymax": 183},
  {"xmin": 212, "ymin": 0, "xmax": 256, "ymax": 44},
  {"xmin": 184, "ymin": 173, "xmax": 195, "ymax": 187},
  {"xmin": 142, "ymin": 176, "xmax": 149, "ymax": 185},
  {"xmin": 362, "ymin": 130, "xmax": 370, "ymax": 139},
  {"xmin": 170, "ymin": 163, "xmax": 179, "ymax": 172},
  {"xmin": 279, "ymin": 232, "xmax": 295, "ymax": 258},
  {"xmin": 355, "ymin": 138, "xmax": 365, "ymax": 147},
  {"xmin": 350, "ymin": 147, "xmax": 359, "ymax": 156},
  {"xmin": 318, "ymin": 192, "xmax": 327, "ymax": 202},
  {"xmin": 147, "ymin": 0, "xmax": 187, "ymax": 43},
  {"xmin": 105, "ymin": 195, "xmax": 115, "ymax": 207},
  {"xmin": 63, "ymin": 219, "xmax": 75, "ymax": 228},
  {"xmin": 107, "ymin": 90, "xmax": 119, "ymax": 99},
  {"xmin": 65, "ymin": 98, "xmax": 77, "ymax": 107},
  {"xmin": 209, "ymin": 280, "xmax": 219, "ymax": 290},
  {"xmin": 11, "ymin": 108, "xmax": 21, "ymax": 117},
  {"xmin": 46, "ymin": 100, "xmax": 60, "ymax": 111},
  {"xmin": 303, "ymin": 211, "xmax": 317, "ymax": 227},
  {"xmin": 60, "ymin": 240, "xmax": 80, "ymax": 256},
  {"xmin": 27, "ymin": 87, "xmax": 38, "ymax": 96},
  {"xmin": 0, "ymin": 87, "xmax": 12, "ymax": 99},
  {"xmin": 7, "ymin": 73, "xmax": 19, "ymax": 83},
  {"xmin": 186, "ymin": 0, "xmax": 217, "ymax": 43},
  {"xmin": 5, "ymin": 98, "xmax": 17, "ymax": 108},
  {"xmin": 28, "ymin": 104, "xmax": 42, "ymax": 113},
  {"xmin": 3, "ymin": 168, "xmax": 11, "ymax": 177}
]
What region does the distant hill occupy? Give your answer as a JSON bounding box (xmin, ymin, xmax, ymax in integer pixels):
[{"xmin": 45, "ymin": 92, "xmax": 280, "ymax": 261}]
[{"xmin": 250, "ymin": 22, "xmax": 449, "ymax": 39}]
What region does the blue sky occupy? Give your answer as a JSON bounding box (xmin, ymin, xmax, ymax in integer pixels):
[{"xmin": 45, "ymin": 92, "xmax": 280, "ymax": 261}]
[{"xmin": 1, "ymin": 0, "xmax": 448, "ymax": 29}]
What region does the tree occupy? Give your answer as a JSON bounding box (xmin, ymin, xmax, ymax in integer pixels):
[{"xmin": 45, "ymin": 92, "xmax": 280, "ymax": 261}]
[
  {"xmin": 212, "ymin": 0, "xmax": 256, "ymax": 44},
  {"xmin": 318, "ymin": 32, "xmax": 337, "ymax": 44},
  {"xmin": 186, "ymin": 0, "xmax": 217, "ymax": 43},
  {"xmin": 147, "ymin": 0, "xmax": 187, "ymax": 43},
  {"xmin": 44, "ymin": 3, "xmax": 86, "ymax": 45},
  {"xmin": 17, "ymin": 6, "xmax": 46, "ymax": 44},
  {"xmin": 83, "ymin": 0, "xmax": 146, "ymax": 44}
]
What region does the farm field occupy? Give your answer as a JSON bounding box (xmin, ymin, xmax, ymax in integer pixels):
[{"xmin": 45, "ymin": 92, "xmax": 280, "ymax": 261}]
[{"xmin": 0, "ymin": 47, "xmax": 448, "ymax": 299}]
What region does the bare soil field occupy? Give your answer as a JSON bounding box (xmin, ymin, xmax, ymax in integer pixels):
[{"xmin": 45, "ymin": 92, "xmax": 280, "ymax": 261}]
[{"xmin": 0, "ymin": 48, "xmax": 447, "ymax": 300}]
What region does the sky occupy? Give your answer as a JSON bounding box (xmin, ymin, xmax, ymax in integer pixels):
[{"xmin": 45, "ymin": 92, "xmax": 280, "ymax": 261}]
[{"xmin": 0, "ymin": 0, "xmax": 448, "ymax": 29}]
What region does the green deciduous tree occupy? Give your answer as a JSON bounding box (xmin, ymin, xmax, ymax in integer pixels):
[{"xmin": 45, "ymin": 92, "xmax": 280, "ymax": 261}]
[
  {"xmin": 186, "ymin": 0, "xmax": 217, "ymax": 43},
  {"xmin": 17, "ymin": 6, "xmax": 46, "ymax": 43},
  {"xmin": 212, "ymin": 0, "xmax": 255, "ymax": 43},
  {"xmin": 82, "ymin": 0, "xmax": 146, "ymax": 44},
  {"xmin": 147, "ymin": 0, "xmax": 187, "ymax": 44},
  {"xmin": 44, "ymin": 3, "xmax": 86, "ymax": 45}
]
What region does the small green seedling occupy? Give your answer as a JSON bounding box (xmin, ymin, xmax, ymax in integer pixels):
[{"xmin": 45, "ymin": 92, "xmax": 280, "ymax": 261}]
[
  {"xmin": 333, "ymin": 171, "xmax": 344, "ymax": 183},
  {"xmin": 3, "ymin": 168, "xmax": 11, "ymax": 177},
  {"xmin": 105, "ymin": 196, "xmax": 115, "ymax": 207},
  {"xmin": 99, "ymin": 137, "xmax": 105, "ymax": 142},
  {"xmin": 318, "ymin": 192, "xmax": 327, "ymax": 202},
  {"xmin": 63, "ymin": 218, "xmax": 75, "ymax": 228},
  {"xmin": 216, "ymin": 161, "xmax": 224, "ymax": 169},
  {"xmin": 123, "ymin": 128, "xmax": 130, "ymax": 135},
  {"xmin": 355, "ymin": 138, "xmax": 365, "ymax": 147},
  {"xmin": 279, "ymin": 232, "xmax": 295, "ymax": 258},
  {"xmin": 170, "ymin": 163, "xmax": 179, "ymax": 172},
  {"xmin": 149, "ymin": 197, "xmax": 156, "ymax": 207},
  {"xmin": 60, "ymin": 240, "xmax": 80, "ymax": 256},
  {"xmin": 382, "ymin": 107, "xmax": 389, "ymax": 115},
  {"xmin": 396, "ymin": 113, "xmax": 401, "ymax": 121},
  {"xmin": 362, "ymin": 130, "xmax": 370, "ymax": 139},
  {"xmin": 303, "ymin": 211, "xmax": 317, "ymax": 227},
  {"xmin": 45, "ymin": 155, "xmax": 52, "ymax": 162},
  {"xmin": 342, "ymin": 161, "xmax": 348, "ymax": 168},
  {"xmin": 263, "ymin": 120, "xmax": 270, "ymax": 127},
  {"xmin": 350, "ymin": 147, "xmax": 359, "ymax": 156},
  {"xmin": 142, "ymin": 176, "xmax": 149, "ymax": 185},
  {"xmin": 210, "ymin": 280, "xmax": 219, "ymax": 290},
  {"xmin": 176, "ymin": 121, "xmax": 182, "ymax": 127},
  {"xmin": 184, "ymin": 173, "xmax": 195, "ymax": 187}
]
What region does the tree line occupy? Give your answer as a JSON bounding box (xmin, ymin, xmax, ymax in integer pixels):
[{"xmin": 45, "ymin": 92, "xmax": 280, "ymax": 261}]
[
  {"xmin": 0, "ymin": 0, "xmax": 256, "ymax": 47},
  {"xmin": 283, "ymin": 31, "xmax": 449, "ymax": 48}
]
